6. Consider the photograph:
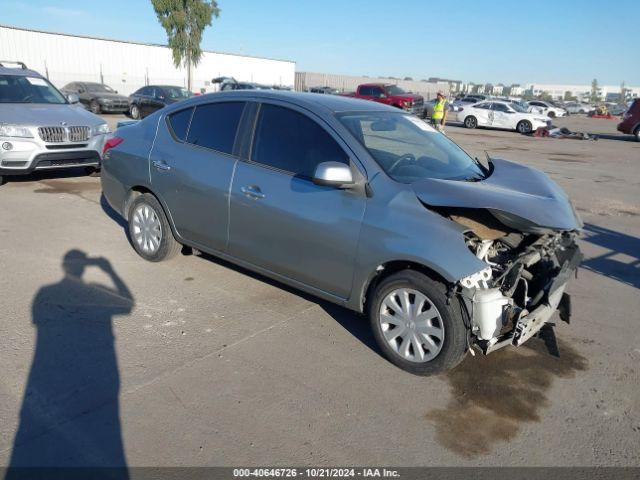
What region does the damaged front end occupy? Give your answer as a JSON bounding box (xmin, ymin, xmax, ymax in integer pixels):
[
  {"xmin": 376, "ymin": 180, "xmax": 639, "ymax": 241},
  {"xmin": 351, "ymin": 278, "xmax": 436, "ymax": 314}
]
[{"xmin": 451, "ymin": 208, "xmax": 583, "ymax": 354}]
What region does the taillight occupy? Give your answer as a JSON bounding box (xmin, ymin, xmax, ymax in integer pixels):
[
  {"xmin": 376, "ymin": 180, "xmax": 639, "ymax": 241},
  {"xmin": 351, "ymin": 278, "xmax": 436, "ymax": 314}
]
[{"xmin": 103, "ymin": 136, "xmax": 123, "ymax": 156}]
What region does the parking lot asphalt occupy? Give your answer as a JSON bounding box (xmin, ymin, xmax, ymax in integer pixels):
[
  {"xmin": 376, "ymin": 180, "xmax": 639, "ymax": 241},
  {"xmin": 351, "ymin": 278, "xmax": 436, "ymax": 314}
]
[{"xmin": 0, "ymin": 114, "xmax": 638, "ymax": 467}]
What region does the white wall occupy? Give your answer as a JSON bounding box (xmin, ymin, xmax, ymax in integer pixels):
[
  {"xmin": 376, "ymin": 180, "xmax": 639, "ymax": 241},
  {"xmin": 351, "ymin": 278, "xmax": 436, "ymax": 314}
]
[{"xmin": 0, "ymin": 25, "xmax": 296, "ymax": 95}]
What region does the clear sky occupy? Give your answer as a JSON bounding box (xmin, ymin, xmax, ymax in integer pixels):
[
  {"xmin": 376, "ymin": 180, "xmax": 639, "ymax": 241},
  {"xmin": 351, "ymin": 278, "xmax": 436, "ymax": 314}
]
[{"xmin": 2, "ymin": 0, "xmax": 639, "ymax": 86}]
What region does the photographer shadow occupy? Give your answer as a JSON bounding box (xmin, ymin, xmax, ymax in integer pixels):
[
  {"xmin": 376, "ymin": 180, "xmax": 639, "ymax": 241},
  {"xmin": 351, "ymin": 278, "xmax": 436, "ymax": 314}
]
[{"xmin": 7, "ymin": 250, "xmax": 133, "ymax": 475}]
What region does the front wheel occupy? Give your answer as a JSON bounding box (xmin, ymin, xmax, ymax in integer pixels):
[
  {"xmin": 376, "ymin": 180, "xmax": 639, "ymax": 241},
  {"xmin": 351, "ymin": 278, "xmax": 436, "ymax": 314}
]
[
  {"xmin": 368, "ymin": 270, "xmax": 468, "ymax": 376},
  {"xmin": 127, "ymin": 193, "xmax": 180, "ymax": 262},
  {"xmin": 516, "ymin": 120, "xmax": 533, "ymax": 134},
  {"xmin": 634, "ymin": 126, "xmax": 640, "ymax": 142},
  {"xmin": 464, "ymin": 116, "xmax": 477, "ymax": 129},
  {"xmin": 90, "ymin": 100, "xmax": 101, "ymax": 115}
]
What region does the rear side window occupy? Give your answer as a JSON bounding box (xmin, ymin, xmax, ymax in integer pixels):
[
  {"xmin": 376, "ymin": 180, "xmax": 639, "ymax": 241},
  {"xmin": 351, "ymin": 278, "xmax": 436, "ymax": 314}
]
[
  {"xmin": 167, "ymin": 108, "xmax": 193, "ymax": 141},
  {"xmin": 186, "ymin": 102, "xmax": 245, "ymax": 154},
  {"xmin": 251, "ymin": 104, "xmax": 348, "ymax": 178}
]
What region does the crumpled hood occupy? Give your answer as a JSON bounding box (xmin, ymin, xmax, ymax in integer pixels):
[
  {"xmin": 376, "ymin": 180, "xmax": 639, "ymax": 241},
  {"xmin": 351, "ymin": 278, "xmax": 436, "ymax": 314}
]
[
  {"xmin": 0, "ymin": 104, "xmax": 104, "ymax": 127},
  {"xmin": 411, "ymin": 158, "xmax": 582, "ymax": 231}
]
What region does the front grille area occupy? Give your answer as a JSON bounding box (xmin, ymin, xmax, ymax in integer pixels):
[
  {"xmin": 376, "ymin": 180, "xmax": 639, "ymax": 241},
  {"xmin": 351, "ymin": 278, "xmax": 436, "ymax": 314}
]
[
  {"xmin": 33, "ymin": 151, "xmax": 100, "ymax": 169},
  {"xmin": 38, "ymin": 126, "xmax": 91, "ymax": 143}
]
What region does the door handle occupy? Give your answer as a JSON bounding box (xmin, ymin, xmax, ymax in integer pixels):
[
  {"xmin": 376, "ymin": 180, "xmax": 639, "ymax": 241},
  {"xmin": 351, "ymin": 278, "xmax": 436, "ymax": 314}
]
[
  {"xmin": 152, "ymin": 160, "xmax": 171, "ymax": 171},
  {"xmin": 241, "ymin": 185, "xmax": 265, "ymax": 200}
]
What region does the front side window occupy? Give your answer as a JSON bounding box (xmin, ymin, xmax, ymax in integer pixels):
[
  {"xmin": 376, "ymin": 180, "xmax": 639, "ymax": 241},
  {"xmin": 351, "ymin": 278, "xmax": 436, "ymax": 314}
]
[
  {"xmin": 186, "ymin": 102, "xmax": 244, "ymax": 154},
  {"xmin": 167, "ymin": 108, "xmax": 193, "ymax": 141},
  {"xmin": 0, "ymin": 75, "xmax": 67, "ymax": 104},
  {"xmin": 359, "ymin": 86, "xmax": 372, "ymax": 96},
  {"xmin": 339, "ymin": 112, "xmax": 484, "ymax": 183},
  {"xmin": 252, "ymin": 104, "xmax": 348, "ymax": 178}
]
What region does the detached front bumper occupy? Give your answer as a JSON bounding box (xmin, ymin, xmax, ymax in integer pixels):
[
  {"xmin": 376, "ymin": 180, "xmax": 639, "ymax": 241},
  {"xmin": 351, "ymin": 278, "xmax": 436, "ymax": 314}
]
[{"xmin": 465, "ymin": 242, "xmax": 583, "ymax": 354}]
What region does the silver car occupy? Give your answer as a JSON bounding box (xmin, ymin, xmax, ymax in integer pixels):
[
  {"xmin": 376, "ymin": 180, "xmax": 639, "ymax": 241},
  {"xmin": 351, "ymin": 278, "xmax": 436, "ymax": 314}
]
[
  {"xmin": 102, "ymin": 91, "xmax": 582, "ymax": 375},
  {"xmin": 0, "ymin": 61, "xmax": 109, "ymax": 185}
]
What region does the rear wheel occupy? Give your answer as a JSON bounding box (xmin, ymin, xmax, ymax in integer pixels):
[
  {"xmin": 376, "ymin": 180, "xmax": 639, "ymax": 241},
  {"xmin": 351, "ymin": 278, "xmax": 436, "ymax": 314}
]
[
  {"xmin": 0, "ymin": 175, "xmax": 5, "ymax": 186},
  {"xmin": 516, "ymin": 120, "xmax": 533, "ymax": 134},
  {"xmin": 548, "ymin": 111, "xmax": 556, "ymax": 118},
  {"xmin": 127, "ymin": 193, "xmax": 180, "ymax": 262},
  {"xmin": 368, "ymin": 270, "xmax": 468, "ymax": 376},
  {"xmin": 464, "ymin": 116, "xmax": 477, "ymax": 129},
  {"xmin": 634, "ymin": 126, "xmax": 640, "ymax": 142}
]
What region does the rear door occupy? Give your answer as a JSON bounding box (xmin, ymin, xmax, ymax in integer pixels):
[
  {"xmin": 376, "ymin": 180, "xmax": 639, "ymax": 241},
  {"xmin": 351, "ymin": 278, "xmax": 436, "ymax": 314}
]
[
  {"xmin": 472, "ymin": 102, "xmax": 493, "ymax": 126},
  {"xmin": 149, "ymin": 101, "xmax": 246, "ymax": 250},
  {"xmin": 228, "ymin": 102, "xmax": 366, "ymax": 298}
]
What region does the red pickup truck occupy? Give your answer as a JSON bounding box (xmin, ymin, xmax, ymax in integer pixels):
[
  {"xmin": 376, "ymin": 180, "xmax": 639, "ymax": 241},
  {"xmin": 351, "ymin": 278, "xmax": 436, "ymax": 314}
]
[{"xmin": 346, "ymin": 83, "xmax": 424, "ymax": 115}]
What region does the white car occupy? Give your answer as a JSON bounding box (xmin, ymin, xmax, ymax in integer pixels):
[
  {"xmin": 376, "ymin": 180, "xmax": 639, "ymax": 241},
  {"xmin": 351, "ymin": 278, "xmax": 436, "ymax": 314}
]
[
  {"xmin": 456, "ymin": 100, "xmax": 550, "ymax": 134},
  {"xmin": 526, "ymin": 100, "xmax": 567, "ymax": 118},
  {"xmin": 564, "ymin": 102, "xmax": 594, "ymax": 114}
]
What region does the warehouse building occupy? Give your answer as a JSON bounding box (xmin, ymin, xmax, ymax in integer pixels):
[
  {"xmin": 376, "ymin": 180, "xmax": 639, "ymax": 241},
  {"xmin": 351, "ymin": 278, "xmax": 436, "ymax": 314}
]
[{"xmin": 0, "ymin": 24, "xmax": 296, "ymax": 95}]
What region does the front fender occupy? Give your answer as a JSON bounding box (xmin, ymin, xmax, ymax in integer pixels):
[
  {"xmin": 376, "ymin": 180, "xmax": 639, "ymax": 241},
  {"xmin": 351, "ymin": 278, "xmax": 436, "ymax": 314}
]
[{"xmin": 347, "ymin": 187, "xmax": 487, "ymax": 311}]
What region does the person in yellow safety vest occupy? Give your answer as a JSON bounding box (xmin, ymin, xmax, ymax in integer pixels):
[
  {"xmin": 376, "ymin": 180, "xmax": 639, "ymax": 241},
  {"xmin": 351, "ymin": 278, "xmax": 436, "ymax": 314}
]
[{"xmin": 431, "ymin": 91, "xmax": 447, "ymax": 133}]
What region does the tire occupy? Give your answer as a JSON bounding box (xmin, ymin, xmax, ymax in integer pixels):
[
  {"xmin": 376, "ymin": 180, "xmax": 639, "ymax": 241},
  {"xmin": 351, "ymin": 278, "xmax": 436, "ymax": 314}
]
[
  {"xmin": 634, "ymin": 126, "xmax": 640, "ymax": 142},
  {"xmin": 0, "ymin": 175, "xmax": 5, "ymax": 186},
  {"xmin": 90, "ymin": 100, "xmax": 101, "ymax": 115},
  {"xmin": 464, "ymin": 116, "xmax": 477, "ymax": 129},
  {"xmin": 127, "ymin": 193, "xmax": 180, "ymax": 262},
  {"xmin": 548, "ymin": 111, "xmax": 556, "ymax": 118},
  {"xmin": 368, "ymin": 270, "xmax": 468, "ymax": 376},
  {"xmin": 130, "ymin": 104, "xmax": 141, "ymax": 120},
  {"xmin": 516, "ymin": 120, "xmax": 533, "ymax": 134}
]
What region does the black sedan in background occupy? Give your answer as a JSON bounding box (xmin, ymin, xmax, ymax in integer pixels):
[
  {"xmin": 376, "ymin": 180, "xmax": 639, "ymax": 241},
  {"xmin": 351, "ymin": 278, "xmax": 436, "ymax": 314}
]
[
  {"xmin": 128, "ymin": 85, "xmax": 193, "ymax": 119},
  {"xmin": 61, "ymin": 82, "xmax": 129, "ymax": 114}
]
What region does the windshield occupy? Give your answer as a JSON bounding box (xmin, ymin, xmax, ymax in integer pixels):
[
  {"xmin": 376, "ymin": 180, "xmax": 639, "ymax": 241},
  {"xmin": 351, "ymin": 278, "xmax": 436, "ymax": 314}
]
[
  {"xmin": 163, "ymin": 86, "xmax": 192, "ymax": 98},
  {"xmin": 339, "ymin": 112, "xmax": 485, "ymax": 183},
  {"xmin": 0, "ymin": 75, "xmax": 67, "ymax": 104},
  {"xmin": 510, "ymin": 102, "xmax": 528, "ymax": 113},
  {"xmin": 86, "ymin": 83, "xmax": 115, "ymax": 93},
  {"xmin": 385, "ymin": 85, "xmax": 407, "ymax": 95}
]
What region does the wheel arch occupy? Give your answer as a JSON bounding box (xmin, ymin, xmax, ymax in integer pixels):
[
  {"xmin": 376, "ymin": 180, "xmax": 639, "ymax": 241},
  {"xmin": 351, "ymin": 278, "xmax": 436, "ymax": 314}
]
[
  {"xmin": 124, "ymin": 185, "xmax": 182, "ymax": 243},
  {"xmin": 358, "ymin": 260, "xmax": 451, "ymax": 313}
]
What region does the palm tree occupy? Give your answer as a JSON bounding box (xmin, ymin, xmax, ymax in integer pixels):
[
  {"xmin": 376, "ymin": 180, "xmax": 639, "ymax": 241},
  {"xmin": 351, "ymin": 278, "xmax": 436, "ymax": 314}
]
[{"xmin": 152, "ymin": 0, "xmax": 220, "ymax": 91}]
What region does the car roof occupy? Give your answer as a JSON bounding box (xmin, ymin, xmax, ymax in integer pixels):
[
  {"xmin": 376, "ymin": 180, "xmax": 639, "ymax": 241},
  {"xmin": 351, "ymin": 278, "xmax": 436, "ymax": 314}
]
[
  {"xmin": 178, "ymin": 90, "xmax": 400, "ymax": 114},
  {"xmin": 0, "ymin": 65, "xmax": 44, "ymax": 78}
]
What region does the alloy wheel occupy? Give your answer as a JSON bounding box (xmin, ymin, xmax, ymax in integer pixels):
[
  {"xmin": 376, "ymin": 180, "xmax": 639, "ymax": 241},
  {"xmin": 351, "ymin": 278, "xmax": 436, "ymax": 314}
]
[{"xmin": 378, "ymin": 288, "xmax": 445, "ymax": 363}]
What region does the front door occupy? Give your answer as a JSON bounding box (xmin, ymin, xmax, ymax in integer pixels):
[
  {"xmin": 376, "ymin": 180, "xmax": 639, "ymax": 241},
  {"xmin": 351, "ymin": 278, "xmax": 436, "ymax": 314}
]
[
  {"xmin": 228, "ymin": 103, "xmax": 366, "ymax": 299},
  {"xmin": 149, "ymin": 101, "xmax": 246, "ymax": 250}
]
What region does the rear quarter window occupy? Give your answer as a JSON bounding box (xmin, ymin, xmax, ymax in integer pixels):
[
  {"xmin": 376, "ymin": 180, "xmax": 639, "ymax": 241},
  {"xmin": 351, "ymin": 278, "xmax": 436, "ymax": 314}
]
[
  {"xmin": 186, "ymin": 102, "xmax": 245, "ymax": 154},
  {"xmin": 167, "ymin": 108, "xmax": 193, "ymax": 141}
]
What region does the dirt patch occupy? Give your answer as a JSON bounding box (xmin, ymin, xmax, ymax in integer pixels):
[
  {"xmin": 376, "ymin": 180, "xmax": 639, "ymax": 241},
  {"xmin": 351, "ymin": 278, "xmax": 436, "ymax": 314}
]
[
  {"xmin": 425, "ymin": 337, "xmax": 587, "ymax": 458},
  {"xmin": 33, "ymin": 179, "xmax": 101, "ymax": 204},
  {"xmin": 577, "ymin": 199, "xmax": 640, "ymax": 217}
]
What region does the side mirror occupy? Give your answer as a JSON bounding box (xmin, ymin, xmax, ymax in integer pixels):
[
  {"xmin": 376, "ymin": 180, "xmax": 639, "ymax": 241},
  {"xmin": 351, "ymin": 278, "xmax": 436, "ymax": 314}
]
[
  {"xmin": 312, "ymin": 161, "xmax": 354, "ymax": 188},
  {"xmin": 67, "ymin": 93, "xmax": 80, "ymax": 104}
]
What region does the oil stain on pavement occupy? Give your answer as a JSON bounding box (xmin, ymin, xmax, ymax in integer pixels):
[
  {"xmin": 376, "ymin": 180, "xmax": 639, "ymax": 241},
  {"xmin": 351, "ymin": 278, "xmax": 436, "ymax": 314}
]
[
  {"xmin": 426, "ymin": 337, "xmax": 587, "ymax": 458},
  {"xmin": 33, "ymin": 179, "xmax": 101, "ymax": 204}
]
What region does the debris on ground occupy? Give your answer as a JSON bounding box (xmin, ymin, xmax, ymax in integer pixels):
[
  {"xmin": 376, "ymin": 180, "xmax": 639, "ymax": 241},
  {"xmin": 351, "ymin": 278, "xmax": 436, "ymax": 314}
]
[{"xmin": 531, "ymin": 126, "xmax": 598, "ymax": 140}]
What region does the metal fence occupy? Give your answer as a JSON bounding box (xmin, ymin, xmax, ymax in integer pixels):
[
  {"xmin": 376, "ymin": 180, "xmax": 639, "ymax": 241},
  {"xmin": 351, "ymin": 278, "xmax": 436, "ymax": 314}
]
[{"xmin": 295, "ymin": 72, "xmax": 450, "ymax": 99}]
